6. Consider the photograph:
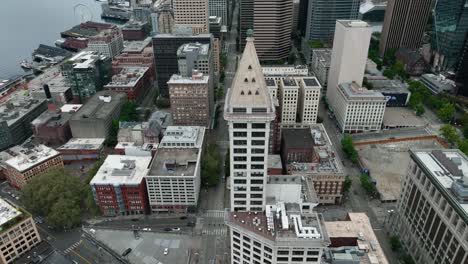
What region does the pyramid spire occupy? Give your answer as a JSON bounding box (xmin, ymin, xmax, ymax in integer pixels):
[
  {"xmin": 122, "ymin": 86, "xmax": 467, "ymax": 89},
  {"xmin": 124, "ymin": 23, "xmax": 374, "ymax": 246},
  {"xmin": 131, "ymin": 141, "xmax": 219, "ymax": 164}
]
[{"xmin": 225, "ymin": 34, "xmax": 274, "ymax": 117}]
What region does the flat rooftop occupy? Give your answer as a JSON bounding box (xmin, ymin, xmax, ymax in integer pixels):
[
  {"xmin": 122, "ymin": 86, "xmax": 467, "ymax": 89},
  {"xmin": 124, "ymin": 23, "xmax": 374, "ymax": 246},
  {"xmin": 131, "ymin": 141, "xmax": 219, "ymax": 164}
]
[
  {"xmin": 301, "ymin": 77, "xmax": 320, "ymax": 88},
  {"xmin": 0, "ymin": 92, "xmax": 46, "ymax": 126},
  {"xmin": 105, "ymin": 66, "xmax": 149, "ymax": 88},
  {"xmin": 60, "ymin": 104, "xmax": 82, "ymax": 113},
  {"xmin": 177, "ymin": 42, "xmax": 210, "ymax": 56},
  {"xmin": 325, "ymin": 213, "xmax": 389, "ymax": 264},
  {"xmin": 31, "ymin": 111, "xmax": 71, "ymax": 127},
  {"xmin": 282, "ymin": 128, "xmax": 314, "ymax": 149},
  {"xmin": 160, "ymin": 126, "xmax": 205, "ymax": 147},
  {"xmin": 149, "ymin": 148, "xmax": 199, "ymax": 176},
  {"xmin": 67, "ymin": 51, "xmax": 106, "ymax": 69},
  {"xmin": 281, "ymin": 78, "xmax": 298, "ymax": 87},
  {"xmin": 421, "ymin": 74, "xmax": 456, "ymax": 93},
  {"xmin": 286, "ymin": 124, "xmax": 344, "ymax": 176},
  {"xmin": 58, "ymin": 138, "xmax": 105, "ymax": 150},
  {"xmin": 411, "ymin": 149, "xmax": 468, "ymax": 220},
  {"xmin": 228, "ymin": 206, "xmax": 327, "ymax": 244},
  {"xmin": 70, "ymin": 91, "xmax": 126, "ymax": 121},
  {"xmin": 337, "ymin": 20, "xmax": 370, "ymax": 28},
  {"xmin": 367, "ymin": 79, "xmax": 409, "ymax": 93},
  {"xmin": 0, "ymin": 197, "xmax": 22, "ymax": 227},
  {"xmin": 4, "ymin": 143, "xmax": 59, "ymax": 172},
  {"xmin": 339, "ymin": 82, "xmax": 385, "ymax": 100},
  {"xmin": 268, "ymin": 154, "xmax": 283, "ymax": 169},
  {"xmin": 90, "ymin": 155, "xmax": 152, "ymax": 186},
  {"xmin": 167, "ymin": 74, "xmax": 209, "ymax": 84},
  {"xmin": 123, "ymin": 37, "xmax": 152, "ymax": 53},
  {"xmin": 28, "ymin": 66, "xmax": 71, "ymax": 94}
]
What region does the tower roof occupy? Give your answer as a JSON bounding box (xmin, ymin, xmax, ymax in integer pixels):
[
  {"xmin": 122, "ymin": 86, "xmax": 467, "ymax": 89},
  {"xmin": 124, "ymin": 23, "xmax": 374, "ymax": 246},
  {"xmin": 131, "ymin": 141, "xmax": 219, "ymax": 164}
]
[{"xmin": 226, "ymin": 36, "xmax": 274, "ymax": 113}]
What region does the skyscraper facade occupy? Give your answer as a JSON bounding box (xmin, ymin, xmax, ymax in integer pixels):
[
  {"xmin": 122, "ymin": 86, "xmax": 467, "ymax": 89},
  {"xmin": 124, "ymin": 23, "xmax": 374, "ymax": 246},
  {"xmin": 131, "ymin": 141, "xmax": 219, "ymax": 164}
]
[
  {"xmin": 239, "ymin": 0, "xmax": 293, "ymax": 61},
  {"xmin": 224, "ymin": 32, "xmax": 276, "ymax": 212},
  {"xmin": 173, "ymin": 0, "xmax": 209, "ymax": 34},
  {"xmin": 456, "ymin": 35, "xmax": 468, "ymax": 97},
  {"xmin": 379, "ymin": 0, "xmax": 432, "ymax": 57},
  {"xmin": 305, "ymin": 0, "xmax": 360, "ymax": 43},
  {"xmin": 209, "ymin": 0, "xmax": 228, "ymax": 25},
  {"xmin": 432, "ymin": 0, "xmax": 468, "ymax": 71}
]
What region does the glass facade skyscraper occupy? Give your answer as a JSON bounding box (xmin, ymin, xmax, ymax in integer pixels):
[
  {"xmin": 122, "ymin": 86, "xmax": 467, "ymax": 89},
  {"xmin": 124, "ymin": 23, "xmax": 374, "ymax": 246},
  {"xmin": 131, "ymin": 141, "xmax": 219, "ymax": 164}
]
[
  {"xmin": 305, "ymin": 0, "xmax": 360, "ymax": 43},
  {"xmin": 432, "ymin": 0, "xmax": 468, "ymax": 71}
]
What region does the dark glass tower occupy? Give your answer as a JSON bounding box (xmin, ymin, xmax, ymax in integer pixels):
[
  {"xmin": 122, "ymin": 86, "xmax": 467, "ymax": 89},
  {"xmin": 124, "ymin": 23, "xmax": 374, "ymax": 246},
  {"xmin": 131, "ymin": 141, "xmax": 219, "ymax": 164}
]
[{"xmin": 432, "ymin": 0, "xmax": 468, "ymax": 71}]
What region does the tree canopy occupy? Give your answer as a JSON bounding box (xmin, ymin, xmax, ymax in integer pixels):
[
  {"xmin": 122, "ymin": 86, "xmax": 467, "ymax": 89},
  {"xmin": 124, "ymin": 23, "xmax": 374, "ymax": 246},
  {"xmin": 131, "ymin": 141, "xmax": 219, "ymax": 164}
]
[
  {"xmin": 21, "ymin": 169, "xmax": 88, "ymax": 230},
  {"xmin": 341, "ymin": 135, "xmax": 358, "ymax": 164},
  {"xmin": 202, "ymin": 144, "xmax": 221, "ymax": 187}
]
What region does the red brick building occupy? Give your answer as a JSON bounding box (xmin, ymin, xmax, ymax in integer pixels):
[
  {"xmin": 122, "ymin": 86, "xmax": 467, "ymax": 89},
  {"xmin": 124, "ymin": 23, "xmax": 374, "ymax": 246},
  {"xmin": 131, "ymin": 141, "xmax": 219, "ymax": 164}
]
[
  {"xmin": 267, "ymin": 154, "xmax": 283, "ymax": 175},
  {"xmin": 112, "ymin": 38, "xmax": 155, "ymax": 81},
  {"xmin": 57, "ymin": 138, "xmax": 105, "ymax": 164},
  {"xmin": 104, "ymin": 66, "xmax": 152, "ymax": 102},
  {"xmin": 281, "ymin": 128, "xmax": 315, "ymax": 164},
  {"xmin": 90, "ymin": 155, "xmax": 152, "ymax": 216}
]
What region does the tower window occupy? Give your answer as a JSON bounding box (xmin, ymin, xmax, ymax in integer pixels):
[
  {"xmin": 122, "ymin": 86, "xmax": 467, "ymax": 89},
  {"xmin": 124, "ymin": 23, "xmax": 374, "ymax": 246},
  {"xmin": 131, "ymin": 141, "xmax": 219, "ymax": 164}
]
[
  {"xmin": 248, "ymin": 65, "xmax": 252, "ymax": 70},
  {"xmin": 241, "ymin": 90, "xmax": 245, "ymax": 95},
  {"xmin": 255, "ymin": 90, "xmax": 259, "ymax": 95},
  {"xmin": 248, "ymin": 91, "xmax": 252, "ymax": 95},
  {"xmin": 252, "ymin": 78, "xmax": 255, "ymax": 82},
  {"xmin": 244, "ymin": 78, "xmax": 248, "ymax": 82}
]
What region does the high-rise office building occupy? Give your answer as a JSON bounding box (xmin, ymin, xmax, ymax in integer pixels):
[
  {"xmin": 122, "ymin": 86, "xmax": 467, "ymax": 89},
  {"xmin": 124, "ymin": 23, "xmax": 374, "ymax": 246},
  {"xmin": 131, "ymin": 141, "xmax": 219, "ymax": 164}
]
[
  {"xmin": 432, "ymin": 0, "xmax": 468, "ymax": 71},
  {"xmin": 239, "ymin": 0, "xmax": 293, "ymax": 61},
  {"xmin": 87, "ymin": 27, "xmax": 124, "ymax": 60},
  {"xmin": 209, "ymin": 0, "xmax": 228, "ymax": 25},
  {"xmin": 152, "ymin": 33, "xmax": 212, "ymax": 98},
  {"xmin": 173, "ymin": 0, "xmax": 209, "ymax": 34},
  {"xmin": 326, "ymin": 20, "xmax": 372, "ymax": 109},
  {"xmin": 379, "ymin": 0, "xmax": 432, "ymax": 57},
  {"xmin": 305, "ymin": 0, "xmax": 360, "ymax": 43},
  {"xmin": 394, "ymin": 149, "xmax": 468, "ymax": 264},
  {"xmin": 224, "ymin": 32, "xmax": 276, "ymax": 212},
  {"xmin": 456, "ymin": 36, "xmax": 468, "ymax": 97}
]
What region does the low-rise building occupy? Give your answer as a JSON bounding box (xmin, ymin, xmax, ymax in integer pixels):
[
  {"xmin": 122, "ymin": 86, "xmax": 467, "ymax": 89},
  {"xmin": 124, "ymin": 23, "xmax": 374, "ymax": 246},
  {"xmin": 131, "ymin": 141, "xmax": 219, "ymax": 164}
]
[
  {"xmin": 145, "ymin": 126, "xmax": 205, "ymax": 213},
  {"xmin": 421, "ymin": 73, "xmax": 456, "ymax": 95},
  {"xmin": 325, "ymin": 213, "xmax": 389, "ymax": 264},
  {"xmin": 114, "ymin": 142, "xmax": 158, "ymax": 156},
  {"xmin": 104, "ymin": 66, "xmax": 151, "ymax": 102},
  {"xmin": 285, "ymin": 124, "xmax": 346, "ymax": 204},
  {"xmin": 117, "ymin": 121, "xmax": 160, "ymax": 145},
  {"xmin": 168, "ymin": 71, "xmax": 211, "ymax": 128},
  {"xmin": 87, "ymin": 26, "xmax": 124, "ymax": 59},
  {"xmin": 28, "ymin": 68, "xmax": 73, "ymax": 107},
  {"xmin": 395, "ymin": 48, "xmax": 426, "ymax": 76},
  {"xmin": 31, "ymin": 110, "xmax": 72, "ymax": 145},
  {"xmin": 310, "ymin": 49, "xmax": 332, "ymax": 88},
  {"xmin": 367, "ymin": 79, "xmax": 411, "ymax": 107},
  {"xmin": 90, "ymin": 155, "xmax": 152, "ymax": 216},
  {"xmin": 121, "ymin": 21, "xmax": 151, "ymax": 41},
  {"xmin": 0, "ymin": 198, "xmax": 41, "ymax": 263},
  {"xmin": 57, "ymin": 138, "xmax": 105, "ymax": 163},
  {"xmin": 177, "ymin": 42, "xmax": 213, "ymax": 78},
  {"xmin": 267, "ymin": 154, "xmax": 283, "ymax": 175},
  {"xmin": 0, "ymin": 93, "xmax": 47, "ymax": 151},
  {"xmin": 281, "ymin": 128, "xmax": 315, "ymax": 163},
  {"xmin": 112, "ymin": 38, "xmax": 155, "ymax": 81},
  {"xmin": 2, "ymin": 143, "xmax": 63, "ymax": 189},
  {"xmin": 395, "ymin": 149, "xmax": 468, "ymax": 264},
  {"xmin": 69, "ymin": 91, "xmax": 126, "ymax": 139},
  {"xmin": 227, "ymin": 175, "xmax": 329, "ymax": 264},
  {"xmin": 262, "ymin": 65, "xmax": 309, "ymax": 81},
  {"xmin": 334, "ymin": 82, "xmax": 386, "ymax": 133},
  {"xmin": 61, "ymin": 51, "xmax": 112, "ymax": 101}
]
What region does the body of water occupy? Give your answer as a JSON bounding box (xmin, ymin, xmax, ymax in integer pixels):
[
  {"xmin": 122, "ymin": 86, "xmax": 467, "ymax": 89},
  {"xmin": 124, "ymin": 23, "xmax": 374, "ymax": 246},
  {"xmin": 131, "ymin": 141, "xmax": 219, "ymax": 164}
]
[{"xmin": 0, "ymin": 0, "xmax": 105, "ymax": 79}]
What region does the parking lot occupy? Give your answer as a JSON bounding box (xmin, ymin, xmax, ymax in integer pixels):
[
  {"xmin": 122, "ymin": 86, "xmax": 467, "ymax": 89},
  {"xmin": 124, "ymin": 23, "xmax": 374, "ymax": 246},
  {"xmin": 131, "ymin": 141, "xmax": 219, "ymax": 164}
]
[{"xmin": 88, "ymin": 228, "xmax": 201, "ymax": 264}]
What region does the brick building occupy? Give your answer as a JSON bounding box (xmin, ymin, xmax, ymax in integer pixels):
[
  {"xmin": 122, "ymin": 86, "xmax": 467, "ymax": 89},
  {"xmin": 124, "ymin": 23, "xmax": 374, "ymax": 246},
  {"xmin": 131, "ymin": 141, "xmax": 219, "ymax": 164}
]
[
  {"xmin": 112, "ymin": 37, "xmax": 155, "ymax": 81},
  {"xmin": 31, "ymin": 110, "xmax": 72, "ymax": 146},
  {"xmin": 0, "ymin": 198, "xmax": 41, "ymax": 263},
  {"xmin": 57, "ymin": 138, "xmax": 105, "ymax": 164},
  {"xmin": 2, "ymin": 143, "xmax": 63, "ymax": 189},
  {"xmin": 281, "ymin": 128, "xmax": 315, "ymax": 163},
  {"xmin": 90, "ymin": 155, "xmax": 152, "ymax": 216},
  {"xmin": 104, "ymin": 66, "xmax": 151, "ymax": 102},
  {"xmin": 168, "ymin": 71, "xmax": 211, "ymax": 127},
  {"xmin": 267, "ymin": 154, "xmax": 283, "ymax": 175},
  {"xmin": 121, "ymin": 21, "xmax": 151, "ymax": 40}
]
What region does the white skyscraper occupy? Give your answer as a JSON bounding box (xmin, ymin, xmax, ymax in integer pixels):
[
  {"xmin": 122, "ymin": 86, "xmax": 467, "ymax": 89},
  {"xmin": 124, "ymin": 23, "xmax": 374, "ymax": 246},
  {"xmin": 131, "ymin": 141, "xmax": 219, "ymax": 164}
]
[
  {"xmin": 326, "ymin": 20, "xmax": 372, "ymax": 110},
  {"xmin": 224, "ymin": 31, "xmax": 276, "ymax": 212}
]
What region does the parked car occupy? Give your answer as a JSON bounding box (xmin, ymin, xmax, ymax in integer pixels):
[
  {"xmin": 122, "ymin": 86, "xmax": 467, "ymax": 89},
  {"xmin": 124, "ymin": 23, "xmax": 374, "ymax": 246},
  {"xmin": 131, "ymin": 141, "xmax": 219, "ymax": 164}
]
[{"xmin": 164, "ymin": 248, "xmax": 169, "ymax": 255}]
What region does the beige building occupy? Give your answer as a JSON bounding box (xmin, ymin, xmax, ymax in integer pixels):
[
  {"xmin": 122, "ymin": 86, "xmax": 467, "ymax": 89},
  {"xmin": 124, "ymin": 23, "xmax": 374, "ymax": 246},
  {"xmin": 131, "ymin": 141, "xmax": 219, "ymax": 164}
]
[
  {"xmin": 0, "ymin": 198, "xmax": 41, "ymax": 263},
  {"xmin": 334, "ymin": 82, "xmax": 386, "ymax": 133},
  {"xmin": 173, "ymin": 0, "xmax": 209, "ymax": 34},
  {"xmin": 394, "ymin": 149, "xmax": 468, "ymax": 264},
  {"xmin": 326, "ymin": 20, "xmax": 372, "ymax": 112},
  {"xmin": 2, "ymin": 143, "xmax": 64, "ymax": 189},
  {"xmin": 325, "ymin": 213, "xmax": 389, "ymax": 264},
  {"xmin": 168, "ymin": 71, "xmax": 211, "ymax": 128},
  {"xmin": 379, "ymin": 0, "xmax": 432, "ymax": 57}
]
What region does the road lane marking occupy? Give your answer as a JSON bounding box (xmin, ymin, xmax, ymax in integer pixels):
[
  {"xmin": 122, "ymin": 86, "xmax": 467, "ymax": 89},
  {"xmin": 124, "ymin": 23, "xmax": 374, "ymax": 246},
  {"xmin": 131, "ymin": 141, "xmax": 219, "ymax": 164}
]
[{"xmin": 71, "ymin": 249, "xmax": 93, "ymax": 264}]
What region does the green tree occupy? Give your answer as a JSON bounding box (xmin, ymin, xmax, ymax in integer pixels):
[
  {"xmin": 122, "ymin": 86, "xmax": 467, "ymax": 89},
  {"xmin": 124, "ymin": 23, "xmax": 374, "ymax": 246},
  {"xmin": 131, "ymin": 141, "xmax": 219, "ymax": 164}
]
[
  {"xmin": 360, "ymin": 174, "xmax": 376, "ymax": 196},
  {"xmin": 383, "ymin": 68, "xmax": 396, "ymax": 79},
  {"xmin": 437, "ymin": 103, "xmax": 455, "ymax": 122},
  {"xmin": 120, "ymin": 102, "xmax": 139, "ymax": 122},
  {"xmin": 202, "ymin": 144, "xmax": 221, "ymax": 187},
  {"xmin": 225, "ymin": 151, "xmax": 230, "ymax": 177},
  {"xmin": 217, "ymin": 86, "xmax": 224, "ymax": 100},
  {"xmin": 463, "ymin": 125, "xmax": 468, "ymax": 139},
  {"xmin": 394, "ymin": 61, "xmax": 407, "ymax": 80},
  {"xmin": 399, "ymin": 255, "xmax": 416, "ymax": 264},
  {"xmin": 155, "ymin": 98, "xmax": 170, "ymax": 108},
  {"xmin": 21, "ymin": 169, "xmax": 86, "ymax": 230},
  {"xmin": 308, "ymin": 40, "xmax": 324, "ymax": 49},
  {"xmin": 389, "ymin": 235, "xmax": 402, "ymax": 251},
  {"xmin": 440, "ymin": 124, "xmax": 460, "ymax": 145},
  {"xmin": 106, "ymin": 119, "xmax": 119, "ymax": 146},
  {"xmin": 288, "ymin": 52, "xmax": 296, "ymax": 64},
  {"xmin": 220, "ymin": 71, "xmax": 226, "ymax": 83},
  {"xmin": 341, "ymin": 135, "xmax": 358, "ymax": 164},
  {"xmin": 458, "ymin": 140, "xmax": 468, "ymax": 156},
  {"xmin": 383, "ymin": 48, "xmax": 397, "ymax": 66},
  {"xmin": 415, "ymin": 104, "xmax": 425, "ymax": 116},
  {"xmin": 344, "ymin": 176, "xmax": 352, "ymax": 192}
]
